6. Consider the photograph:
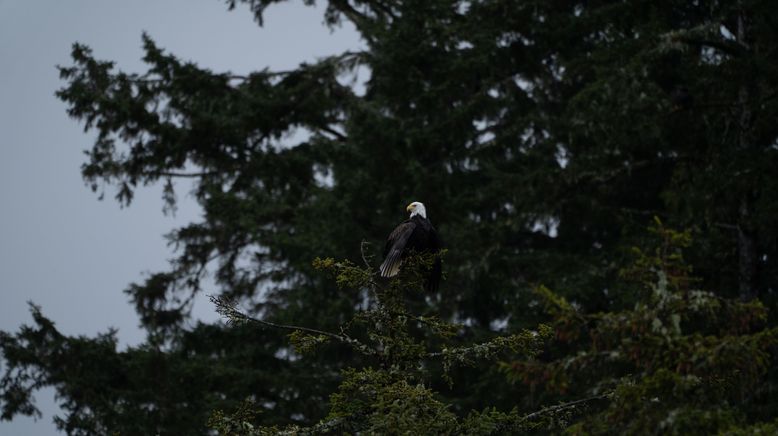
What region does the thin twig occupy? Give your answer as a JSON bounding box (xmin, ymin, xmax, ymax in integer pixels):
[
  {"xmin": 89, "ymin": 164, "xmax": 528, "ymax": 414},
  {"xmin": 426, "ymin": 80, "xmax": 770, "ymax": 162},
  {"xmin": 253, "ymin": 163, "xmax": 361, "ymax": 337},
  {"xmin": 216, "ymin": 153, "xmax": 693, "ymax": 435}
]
[
  {"xmin": 492, "ymin": 392, "xmax": 614, "ymax": 432},
  {"xmin": 360, "ymin": 240, "xmax": 375, "ymax": 270},
  {"xmin": 209, "ymin": 295, "xmax": 378, "ymax": 356},
  {"xmin": 519, "ymin": 392, "xmax": 612, "ymax": 422}
]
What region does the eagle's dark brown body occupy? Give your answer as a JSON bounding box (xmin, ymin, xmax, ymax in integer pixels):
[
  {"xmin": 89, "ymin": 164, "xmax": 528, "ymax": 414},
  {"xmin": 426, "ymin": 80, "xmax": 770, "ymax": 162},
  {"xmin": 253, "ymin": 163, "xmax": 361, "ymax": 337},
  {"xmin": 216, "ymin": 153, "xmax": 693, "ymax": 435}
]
[{"xmin": 380, "ymin": 214, "xmax": 441, "ymax": 292}]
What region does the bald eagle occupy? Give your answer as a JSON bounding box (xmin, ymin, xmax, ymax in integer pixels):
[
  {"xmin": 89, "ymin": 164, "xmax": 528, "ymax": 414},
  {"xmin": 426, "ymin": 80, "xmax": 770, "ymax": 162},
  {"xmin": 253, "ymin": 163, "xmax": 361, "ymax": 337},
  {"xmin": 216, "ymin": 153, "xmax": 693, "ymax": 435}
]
[{"xmin": 379, "ymin": 201, "xmax": 442, "ymax": 291}]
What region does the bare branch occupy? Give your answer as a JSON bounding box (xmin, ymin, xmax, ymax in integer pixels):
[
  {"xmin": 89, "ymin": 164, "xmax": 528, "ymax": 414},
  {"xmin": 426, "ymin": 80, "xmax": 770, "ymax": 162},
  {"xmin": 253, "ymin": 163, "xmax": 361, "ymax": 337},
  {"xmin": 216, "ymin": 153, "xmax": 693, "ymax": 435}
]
[
  {"xmin": 130, "ymin": 74, "xmax": 252, "ymax": 85},
  {"xmin": 316, "ymin": 125, "xmax": 349, "ymax": 142},
  {"xmin": 518, "ymin": 392, "xmax": 612, "ymax": 423},
  {"xmin": 209, "ymin": 295, "xmax": 378, "ymax": 356},
  {"xmin": 153, "ymin": 171, "xmax": 217, "ymax": 178},
  {"xmin": 360, "ymin": 240, "xmax": 375, "ymax": 270}
]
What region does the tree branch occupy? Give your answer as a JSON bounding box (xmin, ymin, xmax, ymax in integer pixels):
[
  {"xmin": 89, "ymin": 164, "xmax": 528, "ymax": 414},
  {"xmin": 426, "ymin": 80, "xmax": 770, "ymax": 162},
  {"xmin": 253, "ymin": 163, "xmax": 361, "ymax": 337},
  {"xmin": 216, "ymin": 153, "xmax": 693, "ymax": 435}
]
[
  {"xmin": 153, "ymin": 171, "xmax": 217, "ymax": 178},
  {"xmin": 370, "ymin": 0, "xmax": 398, "ymax": 20},
  {"xmin": 317, "ymin": 125, "xmax": 349, "ymax": 142},
  {"xmin": 131, "ymin": 74, "xmax": 253, "ymax": 84},
  {"xmin": 329, "ymin": 0, "xmax": 372, "ymax": 31},
  {"xmin": 675, "ymin": 36, "xmax": 748, "ymax": 57},
  {"xmin": 360, "ymin": 240, "xmax": 375, "ymax": 270},
  {"xmin": 209, "ymin": 295, "xmax": 378, "ymax": 356},
  {"xmin": 518, "ymin": 392, "xmax": 612, "ymax": 423}
]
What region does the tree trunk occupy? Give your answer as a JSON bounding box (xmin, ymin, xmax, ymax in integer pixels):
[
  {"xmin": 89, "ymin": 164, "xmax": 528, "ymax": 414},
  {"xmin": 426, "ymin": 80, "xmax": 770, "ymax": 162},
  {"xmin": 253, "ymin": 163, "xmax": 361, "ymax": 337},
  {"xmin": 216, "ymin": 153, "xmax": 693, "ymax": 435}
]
[
  {"xmin": 736, "ymin": 4, "xmax": 758, "ymax": 301},
  {"xmin": 738, "ymin": 200, "xmax": 758, "ymax": 301}
]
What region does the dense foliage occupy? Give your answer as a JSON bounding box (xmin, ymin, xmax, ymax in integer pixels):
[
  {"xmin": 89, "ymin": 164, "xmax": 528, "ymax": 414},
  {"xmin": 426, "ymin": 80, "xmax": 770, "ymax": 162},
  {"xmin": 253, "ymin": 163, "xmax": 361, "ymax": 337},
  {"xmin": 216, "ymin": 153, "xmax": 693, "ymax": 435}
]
[
  {"xmin": 207, "ymin": 224, "xmax": 778, "ymax": 434},
  {"xmin": 3, "ymin": 0, "xmax": 778, "ymax": 434}
]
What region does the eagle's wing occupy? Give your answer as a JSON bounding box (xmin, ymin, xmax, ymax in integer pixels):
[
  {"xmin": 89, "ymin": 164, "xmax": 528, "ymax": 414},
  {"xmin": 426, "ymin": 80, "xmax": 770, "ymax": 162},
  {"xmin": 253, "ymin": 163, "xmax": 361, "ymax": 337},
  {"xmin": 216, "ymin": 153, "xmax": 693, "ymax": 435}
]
[{"xmin": 380, "ymin": 221, "xmax": 416, "ymax": 277}]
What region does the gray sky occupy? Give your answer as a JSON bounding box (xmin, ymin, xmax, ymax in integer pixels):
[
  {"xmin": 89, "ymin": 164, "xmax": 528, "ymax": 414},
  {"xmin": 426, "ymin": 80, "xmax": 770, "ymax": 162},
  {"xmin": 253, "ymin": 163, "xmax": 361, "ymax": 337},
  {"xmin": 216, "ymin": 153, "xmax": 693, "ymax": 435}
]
[{"xmin": 0, "ymin": 1, "xmax": 361, "ymax": 433}]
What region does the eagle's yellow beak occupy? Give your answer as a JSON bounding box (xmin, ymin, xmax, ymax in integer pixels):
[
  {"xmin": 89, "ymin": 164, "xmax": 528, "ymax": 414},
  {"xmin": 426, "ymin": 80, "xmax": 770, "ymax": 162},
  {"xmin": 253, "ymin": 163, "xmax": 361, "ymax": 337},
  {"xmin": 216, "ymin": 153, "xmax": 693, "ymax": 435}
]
[{"xmin": 406, "ymin": 203, "xmax": 414, "ymax": 212}]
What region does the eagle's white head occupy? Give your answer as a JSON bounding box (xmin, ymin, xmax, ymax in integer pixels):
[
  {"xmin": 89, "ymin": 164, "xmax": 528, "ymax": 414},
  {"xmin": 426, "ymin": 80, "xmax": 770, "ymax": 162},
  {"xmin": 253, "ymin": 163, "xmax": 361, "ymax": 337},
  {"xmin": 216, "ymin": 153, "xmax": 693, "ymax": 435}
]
[{"xmin": 406, "ymin": 201, "xmax": 427, "ymax": 219}]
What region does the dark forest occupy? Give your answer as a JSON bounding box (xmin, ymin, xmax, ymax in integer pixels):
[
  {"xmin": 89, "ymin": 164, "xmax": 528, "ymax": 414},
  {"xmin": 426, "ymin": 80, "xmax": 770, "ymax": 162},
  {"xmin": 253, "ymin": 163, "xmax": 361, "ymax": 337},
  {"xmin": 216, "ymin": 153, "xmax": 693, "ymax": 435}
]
[{"xmin": 3, "ymin": 1, "xmax": 778, "ymax": 434}]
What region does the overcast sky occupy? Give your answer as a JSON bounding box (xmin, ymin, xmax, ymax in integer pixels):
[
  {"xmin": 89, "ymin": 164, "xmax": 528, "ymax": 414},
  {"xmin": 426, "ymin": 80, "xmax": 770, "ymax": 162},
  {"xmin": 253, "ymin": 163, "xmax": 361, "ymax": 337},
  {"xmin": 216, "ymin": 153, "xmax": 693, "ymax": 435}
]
[{"xmin": 0, "ymin": 1, "xmax": 361, "ymax": 433}]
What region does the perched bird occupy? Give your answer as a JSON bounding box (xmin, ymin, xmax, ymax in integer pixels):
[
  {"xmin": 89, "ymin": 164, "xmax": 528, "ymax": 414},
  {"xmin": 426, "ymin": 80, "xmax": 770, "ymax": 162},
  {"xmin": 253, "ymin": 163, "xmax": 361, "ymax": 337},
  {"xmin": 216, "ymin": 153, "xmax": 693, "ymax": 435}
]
[{"xmin": 379, "ymin": 201, "xmax": 442, "ymax": 291}]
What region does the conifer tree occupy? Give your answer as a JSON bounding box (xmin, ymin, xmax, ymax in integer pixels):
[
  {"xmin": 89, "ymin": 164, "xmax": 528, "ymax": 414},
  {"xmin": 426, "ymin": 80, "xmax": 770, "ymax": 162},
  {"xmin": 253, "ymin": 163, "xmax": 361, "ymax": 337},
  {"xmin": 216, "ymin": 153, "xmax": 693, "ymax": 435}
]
[{"xmin": 2, "ymin": 1, "xmax": 778, "ymax": 434}]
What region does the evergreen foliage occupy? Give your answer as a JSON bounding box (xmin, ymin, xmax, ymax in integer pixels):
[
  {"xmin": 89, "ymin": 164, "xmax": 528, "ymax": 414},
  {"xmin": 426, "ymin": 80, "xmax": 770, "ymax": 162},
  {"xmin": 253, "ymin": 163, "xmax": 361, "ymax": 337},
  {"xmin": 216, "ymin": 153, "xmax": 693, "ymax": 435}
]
[
  {"xmin": 205, "ymin": 225, "xmax": 778, "ymax": 434},
  {"xmin": 207, "ymin": 252, "xmax": 555, "ymax": 434},
  {"xmin": 3, "ymin": 1, "xmax": 778, "ymax": 434}
]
